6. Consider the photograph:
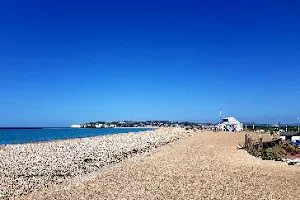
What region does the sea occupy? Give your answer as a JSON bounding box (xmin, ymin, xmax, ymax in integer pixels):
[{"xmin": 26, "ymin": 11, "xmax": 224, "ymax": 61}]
[{"xmin": 0, "ymin": 128, "xmax": 153, "ymax": 145}]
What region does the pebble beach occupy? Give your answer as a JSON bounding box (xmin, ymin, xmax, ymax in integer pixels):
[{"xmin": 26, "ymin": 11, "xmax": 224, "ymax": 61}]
[
  {"xmin": 2, "ymin": 129, "xmax": 300, "ymax": 200},
  {"xmin": 0, "ymin": 128, "xmax": 189, "ymax": 199}
]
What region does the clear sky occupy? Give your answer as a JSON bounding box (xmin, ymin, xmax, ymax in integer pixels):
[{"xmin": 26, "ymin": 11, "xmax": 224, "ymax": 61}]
[{"xmin": 0, "ymin": 0, "xmax": 300, "ymax": 126}]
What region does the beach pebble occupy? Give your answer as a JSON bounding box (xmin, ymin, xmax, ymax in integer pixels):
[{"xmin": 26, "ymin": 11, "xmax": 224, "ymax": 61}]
[{"xmin": 0, "ymin": 128, "xmax": 189, "ymax": 199}]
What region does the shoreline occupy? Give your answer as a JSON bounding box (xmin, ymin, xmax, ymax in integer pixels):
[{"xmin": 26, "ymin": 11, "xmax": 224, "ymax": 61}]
[
  {"xmin": 0, "ymin": 127, "xmax": 154, "ymax": 146},
  {"xmin": 0, "ymin": 128, "xmax": 190, "ymax": 199},
  {"xmin": 74, "ymin": 127, "xmax": 156, "ymax": 129},
  {"xmin": 114, "ymin": 126, "xmax": 156, "ymax": 129}
]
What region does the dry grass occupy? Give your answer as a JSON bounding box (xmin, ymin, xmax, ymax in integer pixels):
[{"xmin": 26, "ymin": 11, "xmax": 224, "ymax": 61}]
[{"xmin": 19, "ymin": 131, "xmax": 300, "ymax": 200}]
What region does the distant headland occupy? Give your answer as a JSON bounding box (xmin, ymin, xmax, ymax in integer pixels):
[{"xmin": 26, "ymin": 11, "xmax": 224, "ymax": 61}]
[{"xmin": 70, "ymin": 120, "xmax": 203, "ymax": 129}]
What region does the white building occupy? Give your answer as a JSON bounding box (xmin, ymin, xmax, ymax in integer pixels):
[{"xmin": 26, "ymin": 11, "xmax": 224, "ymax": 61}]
[
  {"xmin": 109, "ymin": 124, "xmax": 116, "ymax": 128},
  {"xmin": 95, "ymin": 124, "xmax": 104, "ymax": 128},
  {"xmin": 70, "ymin": 124, "xmax": 81, "ymax": 128},
  {"xmin": 280, "ymin": 132, "xmax": 300, "ymax": 142},
  {"xmin": 218, "ymin": 117, "xmax": 243, "ymax": 132}
]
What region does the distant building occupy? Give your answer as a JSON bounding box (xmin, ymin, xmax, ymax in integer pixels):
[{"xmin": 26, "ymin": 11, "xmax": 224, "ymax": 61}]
[
  {"xmin": 95, "ymin": 124, "xmax": 104, "ymax": 128},
  {"xmin": 70, "ymin": 124, "xmax": 81, "ymax": 128},
  {"xmin": 280, "ymin": 132, "xmax": 300, "ymax": 142},
  {"xmin": 109, "ymin": 124, "xmax": 116, "ymax": 128},
  {"xmin": 218, "ymin": 117, "xmax": 243, "ymax": 132}
]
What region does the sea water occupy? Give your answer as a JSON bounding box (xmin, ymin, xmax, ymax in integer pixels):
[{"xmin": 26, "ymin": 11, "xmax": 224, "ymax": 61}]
[{"xmin": 0, "ymin": 128, "xmax": 153, "ymax": 145}]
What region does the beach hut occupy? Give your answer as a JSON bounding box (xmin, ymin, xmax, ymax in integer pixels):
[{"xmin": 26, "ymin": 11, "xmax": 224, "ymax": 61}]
[{"xmin": 218, "ymin": 117, "xmax": 243, "ymax": 132}]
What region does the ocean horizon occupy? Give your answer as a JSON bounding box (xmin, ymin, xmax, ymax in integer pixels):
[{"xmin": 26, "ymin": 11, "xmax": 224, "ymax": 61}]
[{"xmin": 0, "ymin": 128, "xmax": 153, "ymax": 145}]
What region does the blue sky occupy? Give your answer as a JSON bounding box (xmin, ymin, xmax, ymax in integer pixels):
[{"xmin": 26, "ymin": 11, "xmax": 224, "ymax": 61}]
[{"xmin": 0, "ymin": 0, "xmax": 300, "ymax": 126}]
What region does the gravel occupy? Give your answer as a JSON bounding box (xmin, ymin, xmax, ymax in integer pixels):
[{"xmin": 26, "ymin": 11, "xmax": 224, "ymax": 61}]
[
  {"xmin": 19, "ymin": 131, "xmax": 300, "ymax": 200},
  {"xmin": 0, "ymin": 128, "xmax": 189, "ymax": 199}
]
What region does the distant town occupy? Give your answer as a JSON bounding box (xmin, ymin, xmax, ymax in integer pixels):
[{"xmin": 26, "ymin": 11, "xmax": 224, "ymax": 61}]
[
  {"xmin": 71, "ymin": 121, "xmax": 205, "ymax": 129},
  {"xmin": 71, "ymin": 119, "xmax": 300, "ymax": 133}
]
